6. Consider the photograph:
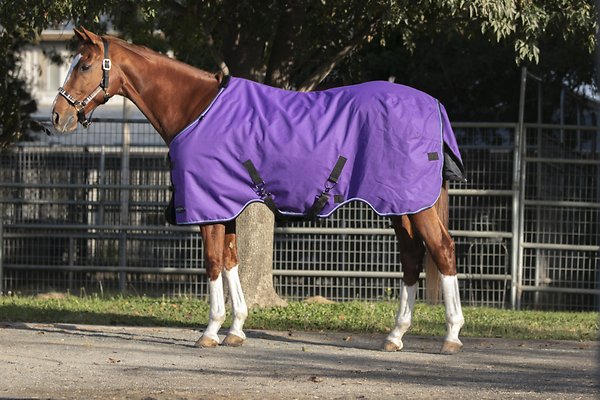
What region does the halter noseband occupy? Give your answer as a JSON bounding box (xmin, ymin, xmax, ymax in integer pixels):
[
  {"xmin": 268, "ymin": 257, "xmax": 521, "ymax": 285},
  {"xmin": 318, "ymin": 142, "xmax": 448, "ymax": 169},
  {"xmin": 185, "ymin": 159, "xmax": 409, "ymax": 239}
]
[{"xmin": 58, "ymin": 37, "xmax": 112, "ymax": 128}]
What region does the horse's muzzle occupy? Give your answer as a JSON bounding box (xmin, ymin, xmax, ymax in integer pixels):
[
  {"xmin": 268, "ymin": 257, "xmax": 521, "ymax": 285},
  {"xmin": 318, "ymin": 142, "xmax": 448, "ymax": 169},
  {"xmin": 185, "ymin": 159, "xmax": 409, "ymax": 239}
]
[{"xmin": 51, "ymin": 111, "xmax": 77, "ymax": 133}]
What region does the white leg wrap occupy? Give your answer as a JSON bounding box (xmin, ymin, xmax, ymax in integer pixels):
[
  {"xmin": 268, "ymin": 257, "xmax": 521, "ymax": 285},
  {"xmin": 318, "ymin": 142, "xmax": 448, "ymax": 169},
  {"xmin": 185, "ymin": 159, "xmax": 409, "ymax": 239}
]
[
  {"xmin": 203, "ymin": 274, "xmax": 226, "ymax": 343},
  {"xmin": 441, "ymin": 274, "xmax": 464, "ymax": 345},
  {"xmin": 385, "ymin": 281, "xmax": 417, "ymax": 350},
  {"xmin": 224, "ymin": 265, "xmax": 248, "ymax": 340}
]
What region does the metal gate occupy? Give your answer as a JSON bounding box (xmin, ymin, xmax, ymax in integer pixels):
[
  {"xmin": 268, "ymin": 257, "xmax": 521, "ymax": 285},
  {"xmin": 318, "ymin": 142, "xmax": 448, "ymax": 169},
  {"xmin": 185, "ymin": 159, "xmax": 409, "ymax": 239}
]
[
  {"xmin": 0, "ymin": 119, "xmax": 597, "ymax": 310},
  {"xmin": 517, "ymin": 123, "xmax": 599, "ymax": 310}
]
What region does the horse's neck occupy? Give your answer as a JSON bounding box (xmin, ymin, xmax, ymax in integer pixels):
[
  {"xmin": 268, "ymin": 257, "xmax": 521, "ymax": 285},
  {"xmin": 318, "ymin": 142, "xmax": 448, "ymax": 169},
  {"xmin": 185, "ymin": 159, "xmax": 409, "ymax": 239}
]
[{"xmin": 115, "ymin": 41, "xmax": 220, "ymax": 144}]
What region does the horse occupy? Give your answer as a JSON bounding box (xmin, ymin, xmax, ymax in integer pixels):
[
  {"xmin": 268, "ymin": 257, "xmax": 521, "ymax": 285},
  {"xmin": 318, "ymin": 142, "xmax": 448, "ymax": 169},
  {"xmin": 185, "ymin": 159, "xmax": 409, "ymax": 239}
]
[{"xmin": 51, "ymin": 27, "xmax": 465, "ymax": 354}]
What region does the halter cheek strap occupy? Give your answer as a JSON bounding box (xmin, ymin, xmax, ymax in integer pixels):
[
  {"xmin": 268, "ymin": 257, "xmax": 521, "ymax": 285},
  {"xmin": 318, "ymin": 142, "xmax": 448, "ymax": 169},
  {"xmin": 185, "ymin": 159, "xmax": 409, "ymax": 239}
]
[{"xmin": 58, "ymin": 37, "xmax": 112, "ymax": 128}]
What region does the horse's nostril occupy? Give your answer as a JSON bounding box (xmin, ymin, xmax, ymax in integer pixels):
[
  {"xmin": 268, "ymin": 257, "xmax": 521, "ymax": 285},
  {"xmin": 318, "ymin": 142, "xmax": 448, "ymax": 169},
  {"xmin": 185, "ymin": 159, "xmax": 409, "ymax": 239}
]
[{"xmin": 52, "ymin": 112, "xmax": 60, "ymax": 126}]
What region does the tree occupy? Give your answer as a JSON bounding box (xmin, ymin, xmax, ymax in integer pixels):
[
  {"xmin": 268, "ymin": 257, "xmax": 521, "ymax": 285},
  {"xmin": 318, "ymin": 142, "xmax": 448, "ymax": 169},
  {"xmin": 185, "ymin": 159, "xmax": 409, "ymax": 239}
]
[
  {"xmin": 0, "ymin": 0, "xmax": 115, "ymax": 147},
  {"xmin": 0, "ymin": 0, "xmax": 63, "ymax": 147},
  {"xmin": 0, "ymin": 28, "xmax": 38, "ymax": 148},
  {"xmin": 331, "ymin": 1, "xmax": 597, "ymax": 122}
]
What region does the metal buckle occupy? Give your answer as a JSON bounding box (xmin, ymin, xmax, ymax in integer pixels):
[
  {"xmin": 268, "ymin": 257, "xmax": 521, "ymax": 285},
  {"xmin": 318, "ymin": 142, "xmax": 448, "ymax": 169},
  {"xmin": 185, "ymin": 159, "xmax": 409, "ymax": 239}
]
[
  {"xmin": 253, "ymin": 182, "xmax": 270, "ymax": 199},
  {"xmin": 102, "ymin": 59, "xmax": 111, "ymax": 71}
]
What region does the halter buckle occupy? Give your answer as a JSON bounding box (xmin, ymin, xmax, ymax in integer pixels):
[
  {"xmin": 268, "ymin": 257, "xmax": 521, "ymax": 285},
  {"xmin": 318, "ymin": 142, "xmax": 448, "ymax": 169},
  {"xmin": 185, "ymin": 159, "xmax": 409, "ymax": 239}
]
[{"xmin": 102, "ymin": 59, "xmax": 111, "ymax": 71}]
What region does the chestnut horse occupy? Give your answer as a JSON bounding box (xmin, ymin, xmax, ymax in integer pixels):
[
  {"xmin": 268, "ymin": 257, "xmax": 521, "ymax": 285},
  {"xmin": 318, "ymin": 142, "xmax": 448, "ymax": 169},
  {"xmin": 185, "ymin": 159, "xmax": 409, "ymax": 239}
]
[{"xmin": 51, "ymin": 28, "xmax": 464, "ymax": 354}]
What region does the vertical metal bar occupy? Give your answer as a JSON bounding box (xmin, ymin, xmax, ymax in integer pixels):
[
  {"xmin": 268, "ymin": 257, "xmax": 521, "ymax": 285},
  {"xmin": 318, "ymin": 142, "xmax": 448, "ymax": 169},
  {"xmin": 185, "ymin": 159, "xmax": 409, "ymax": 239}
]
[
  {"xmin": 119, "ymin": 100, "xmax": 132, "ymax": 293},
  {"xmin": 534, "ymin": 91, "xmax": 543, "ymax": 306},
  {"xmin": 96, "ymin": 146, "xmax": 106, "ymax": 226},
  {"xmin": 597, "ymin": 121, "xmax": 600, "ymax": 311},
  {"xmin": 68, "ymin": 237, "xmax": 74, "ymax": 292},
  {"xmin": 595, "ymin": 0, "xmax": 600, "ymax": 329},
  {"xmin": 0, "ymin": 219, "xmax": 4, "ymax": 294},
  {"xmin": 512, "ymin": 66, "xmax": 527, "ymax": 309},
  {"xmin": 16, "ymin": 147, "xmax": 23, "ymax": 222},
  {"xmin": 559, "ymin": 88, "xmax": 565, "ymax": 142}
]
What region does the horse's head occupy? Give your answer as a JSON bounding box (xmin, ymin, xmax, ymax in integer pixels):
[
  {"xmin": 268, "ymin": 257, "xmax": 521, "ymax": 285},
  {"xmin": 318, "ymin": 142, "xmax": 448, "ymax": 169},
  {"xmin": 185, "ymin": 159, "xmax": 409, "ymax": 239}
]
[{"xmin": 51, "ymin": 27, "xmax": 119, "ymax": 132}]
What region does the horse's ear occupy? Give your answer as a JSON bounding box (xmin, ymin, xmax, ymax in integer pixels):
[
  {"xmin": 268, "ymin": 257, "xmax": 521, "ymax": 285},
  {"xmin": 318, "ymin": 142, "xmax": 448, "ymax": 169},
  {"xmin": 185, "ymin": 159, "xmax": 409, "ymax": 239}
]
[
  {"xmin": 74, "ymin": 26, "xmax": 102, "ymax": 47},
  {"xmin": 73, "ymin": 27, "xmax": 87, "ymax": 43}
]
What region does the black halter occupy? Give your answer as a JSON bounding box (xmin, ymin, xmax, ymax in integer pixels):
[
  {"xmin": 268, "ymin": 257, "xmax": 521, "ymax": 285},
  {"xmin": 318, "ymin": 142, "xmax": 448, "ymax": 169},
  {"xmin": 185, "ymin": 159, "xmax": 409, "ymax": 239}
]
[{"xmin": 57, "ymin": 37, "xmax": 112, "ymax": 128}]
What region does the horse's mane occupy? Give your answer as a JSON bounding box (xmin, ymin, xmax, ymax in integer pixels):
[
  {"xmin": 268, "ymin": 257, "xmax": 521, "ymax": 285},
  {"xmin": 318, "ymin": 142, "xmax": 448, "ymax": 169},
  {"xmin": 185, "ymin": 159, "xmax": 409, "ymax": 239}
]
[
  {"xmin": 107, "ymin": 35, "xmax": 217, "ymax": 80},
  {"xmin": 108, "ymin": 36, "xmax": 155, "ymax": 61}
]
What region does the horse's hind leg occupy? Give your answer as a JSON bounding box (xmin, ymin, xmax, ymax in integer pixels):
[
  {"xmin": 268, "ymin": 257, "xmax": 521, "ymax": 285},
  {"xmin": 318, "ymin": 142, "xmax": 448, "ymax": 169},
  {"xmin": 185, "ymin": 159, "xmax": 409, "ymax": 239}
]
[
  {"xmin": 409, "ymin": 207, "xmax": 465, "ymax": 354},
  {"xmin": 195, "ymin": 223, "xmax": 227, "ymax": 348},
  {"xmin": 221, "ymin": 220, "xmax": 248, "ymax": 347},
  {"xmin": 382, "ymin": 215, "xmax": 425, "ymax": 352}
]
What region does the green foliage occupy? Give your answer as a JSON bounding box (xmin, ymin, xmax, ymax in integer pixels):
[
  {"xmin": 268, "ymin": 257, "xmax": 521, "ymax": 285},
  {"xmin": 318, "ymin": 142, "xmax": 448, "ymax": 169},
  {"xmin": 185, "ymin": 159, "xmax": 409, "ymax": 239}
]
[
  {"xmin": 441, "ymin": 0, "xmax": 596, "ymax": 64},
  {"xmin": 0, "ymin": 0, "xmax": 116, "ymax": 148},
  {"xmin": 332, "ymin": 1, "xmax": 597, "ymax": 121},
  {"xmin": 0, "ymin": 32, "xmax": 37, "ymax": 148},
  {"xmin": 102, "ymin": 0, "xmax": 596, "ymax": 87},
  {"xmin": 1, "ymin": 295, "xmax": 597, "ymax": 341},
  {"xmin": 0, "ymin": 0, "xmax": 61, "ymax": 147}
]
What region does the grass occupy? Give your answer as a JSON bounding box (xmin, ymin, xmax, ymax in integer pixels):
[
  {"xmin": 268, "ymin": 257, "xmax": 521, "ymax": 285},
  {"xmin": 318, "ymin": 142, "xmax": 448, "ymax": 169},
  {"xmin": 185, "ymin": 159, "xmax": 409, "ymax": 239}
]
[{"xmin": 0, "ymin": 294, "xmax": 598, "ymax": 341}]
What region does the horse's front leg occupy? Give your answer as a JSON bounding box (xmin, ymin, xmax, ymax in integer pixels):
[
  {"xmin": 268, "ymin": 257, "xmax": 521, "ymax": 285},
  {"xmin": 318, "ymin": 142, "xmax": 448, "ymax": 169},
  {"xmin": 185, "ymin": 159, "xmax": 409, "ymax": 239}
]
[
  {"xmin": 382, "ymin": 215, "xmax": 424, "ymax": 352},
  {"xmin": 195, "ymin": 223, "xmax": 227, "ymax": 348},
  {"xmin": 221, "ymin": 220, "xmax": 248, "ymax": 347}
]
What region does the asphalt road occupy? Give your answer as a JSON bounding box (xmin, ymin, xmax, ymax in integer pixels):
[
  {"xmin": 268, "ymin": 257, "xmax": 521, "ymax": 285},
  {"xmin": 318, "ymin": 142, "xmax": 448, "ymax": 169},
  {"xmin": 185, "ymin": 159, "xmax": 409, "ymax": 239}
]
[{"xmin": 0, "ymin": 322, "xmax": 597, "ymax": 399}]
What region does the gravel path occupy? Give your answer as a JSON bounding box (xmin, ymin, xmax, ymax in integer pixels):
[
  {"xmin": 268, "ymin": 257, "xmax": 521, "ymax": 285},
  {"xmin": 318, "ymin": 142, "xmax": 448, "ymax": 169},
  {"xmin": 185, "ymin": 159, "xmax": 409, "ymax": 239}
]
[{"xmin": 0, "ymin": 322, "xmax": 597, "ymax": 399}]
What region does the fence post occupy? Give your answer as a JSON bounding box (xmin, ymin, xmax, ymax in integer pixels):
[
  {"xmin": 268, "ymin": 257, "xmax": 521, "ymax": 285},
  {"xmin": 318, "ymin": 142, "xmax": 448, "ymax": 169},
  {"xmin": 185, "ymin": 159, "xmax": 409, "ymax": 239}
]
[
  {"xmin": 0, "ymin": 219, "xmax": 3, "ymax": 295},
  {"xmin": 511, "ymin": 66, "xmax": 527, "ymax": 309},
  {"xmin": 118, "ymin": 100, "xmax": 132, "ymax": 293}
]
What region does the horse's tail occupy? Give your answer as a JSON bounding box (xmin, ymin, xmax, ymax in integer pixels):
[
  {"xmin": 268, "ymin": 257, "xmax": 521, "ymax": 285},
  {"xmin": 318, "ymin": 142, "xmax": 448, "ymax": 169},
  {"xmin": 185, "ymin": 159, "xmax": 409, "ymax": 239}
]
[{"xmin": 424, "ymin": 181, "xmax": 449, "ymax": 305}]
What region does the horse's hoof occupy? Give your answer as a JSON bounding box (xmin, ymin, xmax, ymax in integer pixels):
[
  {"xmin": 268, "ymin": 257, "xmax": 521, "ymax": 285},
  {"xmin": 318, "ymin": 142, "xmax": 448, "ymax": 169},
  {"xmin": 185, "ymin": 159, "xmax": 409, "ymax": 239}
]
[
  {"xmin": 195, "ymin": 335, "xmax": 219, "ymax": 348},
  {"xmin": 381, "ymin": 339, "xmax": 403, "ymax": 352},
  {"xmin": 440, "ymin": 340, "xmax": 463, "ymax": 355},
  {"xmin": 222, "ymin": 333, "xmax": 245, "ymax": 347}
]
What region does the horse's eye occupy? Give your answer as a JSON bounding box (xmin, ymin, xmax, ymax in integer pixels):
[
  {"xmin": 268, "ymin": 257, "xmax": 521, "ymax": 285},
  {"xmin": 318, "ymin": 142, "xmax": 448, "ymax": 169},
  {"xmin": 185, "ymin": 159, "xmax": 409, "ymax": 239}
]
[{"xmin": 80, "ymin": 63, "xmax": 91, "ymax": 72}]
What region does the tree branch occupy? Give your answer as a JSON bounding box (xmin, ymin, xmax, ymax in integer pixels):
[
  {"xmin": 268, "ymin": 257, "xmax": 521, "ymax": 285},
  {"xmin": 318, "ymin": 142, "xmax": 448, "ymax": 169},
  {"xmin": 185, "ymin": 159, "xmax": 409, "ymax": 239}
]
[
  {"xmin": 297, "ymin": 8, "xmax": 383, "ymax": 92},
  {"xmin": 298, "ymin": 25, "xmax": 374, "ymax": 92}
]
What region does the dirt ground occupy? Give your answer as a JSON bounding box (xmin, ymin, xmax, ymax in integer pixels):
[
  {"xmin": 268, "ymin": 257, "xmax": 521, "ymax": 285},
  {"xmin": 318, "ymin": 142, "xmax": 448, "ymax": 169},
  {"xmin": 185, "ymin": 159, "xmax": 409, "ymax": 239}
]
[{"xmin": 0, "ymin": 322, "xmax": 597, "ymax": 400}]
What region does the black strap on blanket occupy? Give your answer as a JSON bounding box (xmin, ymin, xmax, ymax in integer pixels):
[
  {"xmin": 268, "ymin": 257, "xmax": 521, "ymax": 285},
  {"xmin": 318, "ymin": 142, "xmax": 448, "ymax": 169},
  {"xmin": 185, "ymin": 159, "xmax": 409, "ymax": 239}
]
[
  {"xmin": 242, "ymin": 160, "xmax": 284, "ymax": 218},
  {"xmin": 243, "ymin": 156, "xmax": 347, "ymax": 221},
  {"xmin": 306, "ymin": 156, "xmax": 347, "ymax": 220}
]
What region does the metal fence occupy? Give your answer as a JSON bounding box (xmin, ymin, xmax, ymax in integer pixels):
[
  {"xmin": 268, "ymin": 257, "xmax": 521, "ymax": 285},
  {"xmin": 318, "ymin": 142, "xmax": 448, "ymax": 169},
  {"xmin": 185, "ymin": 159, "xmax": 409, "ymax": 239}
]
[
  {"xmin": 518, "ymin": 123, "xmax": 599, "ymax": 310},
  {"xmin": 0, "ymin": 119, "xmax": 597, "ymax": 310}
]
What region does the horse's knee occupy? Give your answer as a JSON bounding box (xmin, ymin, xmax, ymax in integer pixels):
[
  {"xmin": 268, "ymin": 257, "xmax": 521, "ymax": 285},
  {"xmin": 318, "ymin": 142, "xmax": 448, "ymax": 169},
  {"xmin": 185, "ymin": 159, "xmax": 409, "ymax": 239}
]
[
  {"xmin": 222, "ymin": 221, "xmax": 239, "ymax": 270},
  {"xmin": 205, "ymin": 258, "xmax": 224, "ymax": 281},
  {"xmin": 401, "ymin": 249, "xmax": 423, "ymax": 285},
  {"xmin": 437, "ymin": 235, "xmax": 457, "ymax": 276},
  {"xmin": 223, "ymin": 236, "xmax": 239, "ymax": 270},
  {"xmin": 402, "ymin": 267, "xmax": 420, "ymax": 286},
  {"xmin": 392, "ymin": 215, "xmax": 425, "ymax": 286},
  {"xmin": 201, "ymin": 223, "xmax": 227, "ymax": 280}
]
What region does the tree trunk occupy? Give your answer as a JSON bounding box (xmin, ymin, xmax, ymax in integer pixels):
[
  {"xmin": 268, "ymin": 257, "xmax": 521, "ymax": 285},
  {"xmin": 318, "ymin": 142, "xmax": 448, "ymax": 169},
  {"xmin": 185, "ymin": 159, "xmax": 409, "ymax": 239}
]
[
  {"xmin": 219, "ymin": 2, "xmax": 268, "ymax": 82},
  {"xmin": 218, "ymin": 4, "xmax": 288, "ymax": 308},
  {"xmin": 221, "ymin": 4, "xmax": 376, "ymax": 308},
  {"xmin": 235, "ymin": 203, "xmax": 287, "ymax": 308},
  {"xmin": 298, "ymin": 40, "xmax": 362, "ymax": 92},
  {"xmin": 264, "ymin": 1, "xmax": 306, "ymax": 88}
]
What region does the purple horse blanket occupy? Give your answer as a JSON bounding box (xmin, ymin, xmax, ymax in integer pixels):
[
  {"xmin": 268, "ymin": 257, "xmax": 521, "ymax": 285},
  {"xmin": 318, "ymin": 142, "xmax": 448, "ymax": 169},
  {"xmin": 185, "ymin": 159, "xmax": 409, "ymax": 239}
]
[{"xmin": 168, "ymin": 77, "xmax": 464, "ymax": 225}]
